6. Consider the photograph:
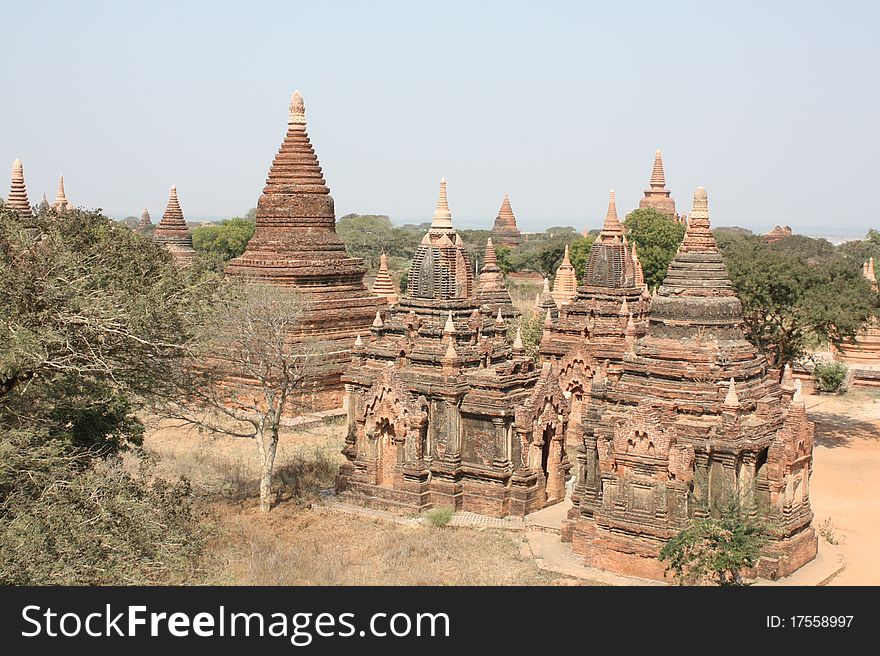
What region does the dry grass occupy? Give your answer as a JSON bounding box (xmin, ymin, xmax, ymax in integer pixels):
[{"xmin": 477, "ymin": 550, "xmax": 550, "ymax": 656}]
[
  {"xmin": 507, "ymin": 278, "xmax": 543, "ymax": 315},
  {"xmin": 142, "ymin": 416, "xmax": 576, "ymax": 586}
]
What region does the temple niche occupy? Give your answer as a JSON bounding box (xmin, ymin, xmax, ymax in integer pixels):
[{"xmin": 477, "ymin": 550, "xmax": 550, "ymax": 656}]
[
  {"xmin": 564, "ymin": 187, "xmax": 817, "ymax": 581},
  {"xmin": 540, "ymin": 189, "xmax": 650, "ymax": 447},
  {"xmin": 490, "ymin": 193, "xmax": 523, "ymax": 247},
  {"xmin": 639, "ymin": 149, "xmax": 683, "ymax": 223},
  {"xmin": 154, "ymin": 184, "xmax": 197, "ymax": 266},
  {"xmin": 226, "ymin": 91, "xmax": 385, "ymax": 410},
  {"xmin": 337, "ymin": 179, "xmax": 571, "ymax": 517}
]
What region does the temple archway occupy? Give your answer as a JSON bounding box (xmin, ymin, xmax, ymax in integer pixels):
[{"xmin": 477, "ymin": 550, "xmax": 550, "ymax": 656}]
[{"xmin": 376, "ymin": 417, "xmax": 398, "ymax": 487}]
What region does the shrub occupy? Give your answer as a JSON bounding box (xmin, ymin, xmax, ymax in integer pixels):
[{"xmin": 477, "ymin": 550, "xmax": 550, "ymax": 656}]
[
  {"xmin": 812, "ymin": 361, "xmax": 848, "ymax": 393},
  {"xmin": 425, "ymin": 507, "xmax": 454, "ymax": 527}
]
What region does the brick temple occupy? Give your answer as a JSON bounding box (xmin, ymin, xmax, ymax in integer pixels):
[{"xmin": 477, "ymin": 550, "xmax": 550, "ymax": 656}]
[
  {"xmin": 53, "ymin": 175, "xmax": 72, "ymax": 211},
  {"xmin": 564, "ymin": 187, "xmax": 817, "ymax": 581},
  {"xmin": 763, "ymin": 225, "xmax": 793, "ymax": 243},
  {"xmin": 490, "ymin": 193, "xmax": 523, "ymax": 247},
  {"xmin": 541, "ymin": 189, "xmax": 650, "ymax": 446},
  {"xmin": 154, "ymin": 185, "xmax": 197, "ymax": 266},
  {"xmin": 137, "ymin": 207, "xmax": 153, "ymax": 232},
  {"xmin": 475, "ymin": 237, "xmax": 515, "ymax": 318},
  {"xmin": 226, "ymin": 91, "xmax": 384, "ymax": 410},
  {"xmin": 337, "ymin": 179, "xmax": 571, "ymax": 517}
]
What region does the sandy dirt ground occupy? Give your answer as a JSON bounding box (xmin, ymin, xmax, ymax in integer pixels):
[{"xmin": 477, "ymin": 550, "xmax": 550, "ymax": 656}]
[{"xmin": 805, "ymin": 389, "xmax": 880, "ymax": 585}]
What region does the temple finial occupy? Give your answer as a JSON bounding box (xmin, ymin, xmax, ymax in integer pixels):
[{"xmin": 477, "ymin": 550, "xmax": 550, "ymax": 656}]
[
  {"xmin": 288, "ymin": 90, "xmax": 306, "ymax": 125},
  {"xmin": 599, "ymin": 188, "xmax": 624, "ymax": 239},
  {"xmin": 650, "ymin": 149, "xmax": 666, "ymax": 188},
  {"xmin": 512, "ymin": 326, "xmax": 524, "ymax": 351},
  {"xmin": 372, "ymin": 309, "xmax": 384, "ymax": 328},
  {"xmin": 431, "ymin": 177, "xmax": 453, "ymax": 231},
  {"xmin": 443, "ymin": 310, "xmax": 455, "ymax": 334}
]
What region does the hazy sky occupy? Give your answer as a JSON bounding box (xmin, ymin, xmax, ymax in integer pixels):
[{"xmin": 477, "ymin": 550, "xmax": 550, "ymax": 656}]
[{"xmin": 3, "ymin": 1, "xmax": 878, "ymax": 236}]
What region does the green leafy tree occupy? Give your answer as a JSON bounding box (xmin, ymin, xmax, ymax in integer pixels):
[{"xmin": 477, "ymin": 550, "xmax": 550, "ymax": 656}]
[
  {"xmin": 192, "ymin": 217, "xmax": 256, "ymax": 261},
  {"xmin": 720, "ymin": 236, "xmax": 876, "ymax": 367},
  {"xmin": 660, "ymin": 498, "xmax": 772, "ymax": 586},
  {"xmin": 624, "ymin": 208, "xmax": 686, "ymax": 289},
  {"xmin": 496, "ymin": 246, "xmax": 513, "ymax": 274},
  {"xmin": 0, "ymin": 205, "xmax": 218, "ymax": 583},
  {"xmin": 506, "ymin": 310, "xmax": 545, "ymax": 361}
]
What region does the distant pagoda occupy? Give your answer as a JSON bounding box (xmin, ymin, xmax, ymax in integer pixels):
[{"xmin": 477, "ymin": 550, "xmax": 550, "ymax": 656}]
[
  {"xmin": 6, "ymin": 159, "xmax": 33, "ymax": 219},
  {"xmin": 763, "ymin": 225, "xmax": 793, "ymax": 243},
  {"xmin": 639, "ymin": 149, "xmax": 678, "ymax": 219},
  {"xmin": 137, "ymin": 207, "xmax": 153, "ymax": 232},
  {"xmin": 490, "ymin": 194, "xmax": 523, "ymax": 247},
  {"xmin": 53, "ymin": 175, "xmax": 72, "ymax": 210},
  {"xmin": 566, "ymin": 187, "xmax": 817, "ymax": 581},
  {"xmin": 225, "ymin": 91, "xmax": 385, "ymax": 410},
  {"xmin": 154, "ymin": 185, "xmax": 196, "ymax": 266}
]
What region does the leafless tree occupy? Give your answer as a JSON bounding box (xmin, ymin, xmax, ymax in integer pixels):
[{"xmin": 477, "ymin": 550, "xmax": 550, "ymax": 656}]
[{"xmin": 164, "ymin": 281, "xmax": 318, "ymax": 512}]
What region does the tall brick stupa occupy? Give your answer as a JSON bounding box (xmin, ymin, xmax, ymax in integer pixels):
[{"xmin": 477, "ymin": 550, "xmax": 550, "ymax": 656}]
[
  {"xmin": 6, "ymin": 159, "xmax": 33, "ymax": 220},
  {"xmin": 154, "ymin": 185, "xmax": 197, "ymax": 266},
  {"xmin": 226, "ymin": 91, "xmax": 385, "ymax": 410}
]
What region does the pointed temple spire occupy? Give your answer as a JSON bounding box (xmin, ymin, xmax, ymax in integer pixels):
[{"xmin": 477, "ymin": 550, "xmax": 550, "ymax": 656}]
[
  {"xmin": 484, "ymin": 237, "xmax": 497, "ymax": 268},
  {"xmin": 639, "ymin": 148, "xmax": 677, "ymax": 218},
  {"xmin": 495, "ymin": 307, "xmax": 504, "ymax": 327},
  {"xmin": 53, "ymin": 175, "xmax": 71, "ymax": 210},
  {"xmin": 491, "ymin": 193, "xmax": 523, "ymax": 246},
  {"xmin": 551, "ymin": 244, "xmax": 578, "ymax": 306},
  {"xmin": 372, "ymin": 309, "xmax": 384, "ymax": 328},
  {"xmin": 598, "ymin": 189, "xmax": 624, "ymax": 242},
  {"xmin": 632, "ymin": 241, "xmax": 645, "ymax": 287},
  {"xmin": 354, "ymin": 333, "xmax": 364, "ymax": 348},
  {"xmin": 512, "ymin": 325, "xmax": 524, "ymax": 352},
  {"xmin": 443, "ymin": 310, "xmax": 456, "ymax": 334},
  {"xmin": 154, "ymin": 185, "xmax": 196, "ymax": 265},
  {"xmin": 38, "ymin": 193, "xmax": 50, "ymax": 212},
  {"xmin": 371, "ymin": 253, "xmax": 399, "ymax": 305},
  {"xmin": 430, "ymin": 177, "xmax": 454, "ymax": 232},
  {"xmin": 6, "ymin": 159, "xmax": 33, "ymax": 219}
]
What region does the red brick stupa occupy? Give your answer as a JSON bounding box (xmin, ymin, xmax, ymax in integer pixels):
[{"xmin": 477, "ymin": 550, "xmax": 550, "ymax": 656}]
[
  {"xmin": 639, "ymin": 149, "xmax": 678, "ymax": 219},
  {"xmin": 475, "ymin": 237, "xmax": 515, "ymax": 317},
  {"xmin": 226, "ymin": 91, "xmax": 385, "ymax": 410},
  {"xmin": 566, "ymin": 187, "xmax": 817, "ymax": 581},
  {"xmin": 154, "ymin": 185, "xmax": 196, "ymax": 266},
  {"xmin": 490, "ymin": 194, "xmax": 523, "ymax": 247}
]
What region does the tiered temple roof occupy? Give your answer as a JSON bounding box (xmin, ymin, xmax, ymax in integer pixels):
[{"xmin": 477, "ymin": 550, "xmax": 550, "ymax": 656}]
[
  {"xmin": 638, "ymin": 149, "xmax": 677, "ymax": 218},
  {"xmin": 225, "ymin": 91, "xmax": 384, "ymax": 410},
  {"xmin": 154, "ymin": 185, "xmax": 196, "ymax": 266},
  {"xmin": 338, "ymin": 180, "xmax": 571, "ymax": 517},
  {"xmin": 567, "ymin": 187, "xmax": 817, "ymax": 581},
  {"xmin": 53, "ymin": 175, "xmax": 71, "ymax": 210},
  {"xmin": 490, "ymin": 194, "xmax": 523, "ymax": 247},
  {"xmin": 371, "ymin": 253, "xmax": 399, "ymax": 305},
  {"xmin": 475, "ymin": 237, "xmax": 514, "ymax": 316},
  {"xmin": 6, "ymin": 159, "xmax": 33, "ymax": 219}
]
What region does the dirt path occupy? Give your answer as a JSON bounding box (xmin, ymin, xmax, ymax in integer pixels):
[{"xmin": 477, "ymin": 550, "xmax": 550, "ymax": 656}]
[{"xmin": 806, "ymin": 390, "xmax": 880, "ymax": 585}]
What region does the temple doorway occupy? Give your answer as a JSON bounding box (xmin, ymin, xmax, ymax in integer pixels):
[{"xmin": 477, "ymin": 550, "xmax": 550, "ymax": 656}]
[
  {"xmin": 541, "ymin": 424, "xmax": 561, "ymax": 502},
  {"xmin": 376, "ymin": 418, "xmax": 397, "ymax": 487}
]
